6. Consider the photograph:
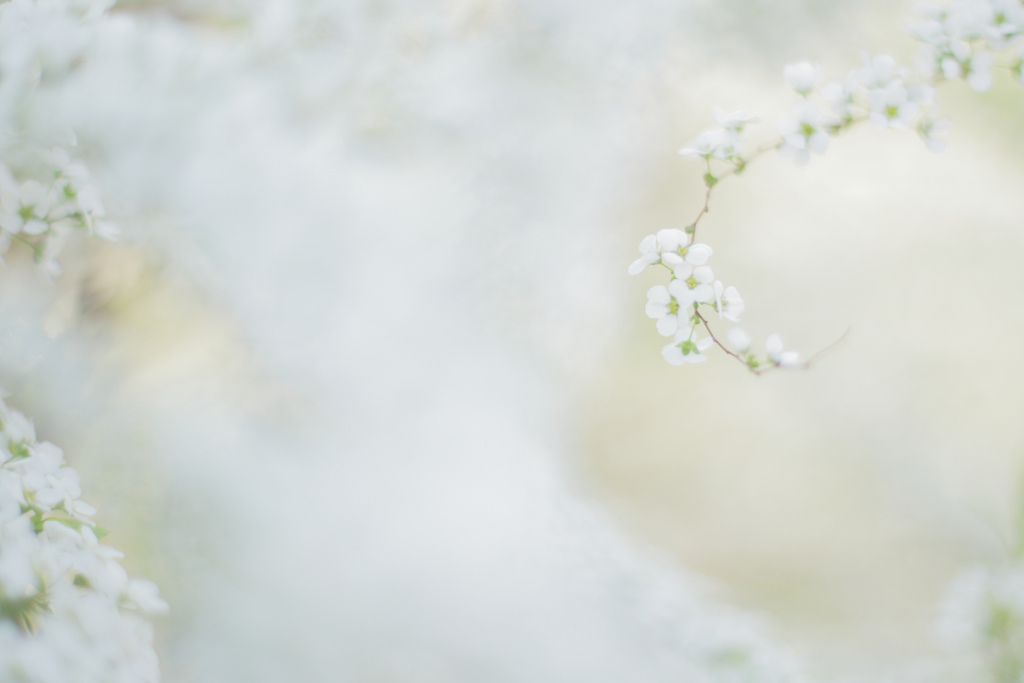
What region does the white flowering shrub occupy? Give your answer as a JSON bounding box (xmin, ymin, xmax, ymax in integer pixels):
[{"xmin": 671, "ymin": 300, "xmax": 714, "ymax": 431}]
[
  {"xmin": 0, "ymin": 0, "xmax": 165, "ymax": 680},
  {"xmin": 0, "ymin": 395, "xmax": 167, "ymax": 682},
  {"xmin": 0, "ymin": 0, "xmax": 117, "ymax": 276},
  {"xmin": 0, "ymin": 0, "xmax": 1022, "ymax": 680},
  {"xmin": 632, "ymin": 0, "xmax": 1024, "ymax": 372}
]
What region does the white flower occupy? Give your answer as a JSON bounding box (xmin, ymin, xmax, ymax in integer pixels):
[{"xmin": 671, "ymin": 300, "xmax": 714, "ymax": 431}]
[
  {"xmin": 0, "ymin": 392, "xmax": 165, "ymax": 681},
  {"xmin": 783, "ymin": 61, "xmax": 820, "ymax": 95},
  {"xmin": 868, "ymin": 81, "xmax": 918, "ymax": 130},
  {"xmin": 645, "ymin": 285, "xmax": 688, "ymax": 337},
  {"xmin": 629, "ymin": 234, "xmax": 660, "ymax": 275},
  {"xmin": 712, "ymin": 281, "xmax": 744, "ymax": 322},
  {"xmin": 0, "ymin": 181, "xmax": 52, "ymax": 236},
  {"xmin": 126, "ymin": 579, "xmax": 170, "ymax": 615},
  {"xmin": 664, "ymin": 240, "xmax": 712, "ymax": 276},
  {"xmin": 661, "ymin": 326, "xmax": 713, "ymax": 366},
  {"xmin": 711, "ymin": 108, "xmax": 759, "ymax": 132},
  {"xmin": 669, "ymin": 262, "xmax": 715, "ymax": 305},
  {"xmin": 858, "ymin": 53, "xmax": 899, "ymax": 88},
  {"xmin": 727, "ymin": 327, "xmax": 751, "ymax": 354},
  {"xmin": 628, "ymin": 228, "xmax": 690, "ymax": 275},
  {"xmin": 965, "ymin": 50, "xmax": 994, "ymax": 92},
  {"xmin": 777, "ymin": 100, "xmax": 833, "ymax": 165},
  {"xmin": 678, "ymin": 128, "xmax": 740, "ymax": 160},
  {"xmin": 765, "ymin": 334, "xmax": 800, "ymax": 366},
  {"xmin": 820, "ymin": 70, "xmax": 859, "ymax": 122},
  {"xmin": 938, "ymin": 43, "xmax": 993, "ymax": 92},
  {"xmin": 918, "ymin": 116, "xmax": 952, "ymax": 153}
]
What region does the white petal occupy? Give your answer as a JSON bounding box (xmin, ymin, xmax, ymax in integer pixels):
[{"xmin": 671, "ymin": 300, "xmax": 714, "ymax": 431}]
[
  {"xmin": 656, "ymin": 228, "xmax": 686, "ymax": 251},
  {"xmin": 967, "ymin": 70, "xmax": 993, "ymax": 92},
  {"xmin": 670, "ymin": 263, "xmax": 693, "ymax": 281},
  {"xmin": 941, "ymin": 57, "xmax": 961, "ymax": 80},
  {"xmin": 93, "ymin": 220, "xmax": 120, "ymax": 241},
  {"xmin": 647, "ymin": 285, "xmax": 670, "ymax": 304},
  {"xmin": 685, "ymin": 243, "xmax": 713, "ymax": 265},
  {"xmin": 727, "ymin": 327, "xmax": 751, "ymax": 352},
  {"xmin": 628, "ymin": 255, "xmax": 653, "ymax": 275},
  {"xmin": 661, "ymin": 252, "xmax": 683, "ymax": 266},
  {"xmin": 766, "ymin": 334, "xmax": 783, "ymax": 362},
  {"xmin": 51, "ymin": 146, "xmax": 71, "ymax": 170},
  {"xmin": 656, "ymin": 314, "xmax": 679, "ymax": 337},
  {"xmin": 808, "ymin": 131, "xmax": 829, "ymax": 154},
  {"xmin": 690, "ymin": 283, "xmax": 713, "ymax": 303},
  {"xmin": 22, "ymin": 220, "xmax": 49, "ymax": 236},
  {"xmin": 73, "ymin": 500, "xmax": 97, "ymax": 516},
  {"xmin": 645, "ymin": 301, "xmax": 668, "ymax": 319},
  {"xmin": 693, "ymin": 266, "xmax": 714, "ymax": 284},
  {"xmin": 0, "ymin": 212, "xmax": 22, "ymax": 234},
  {"xmin": 638, "ymin": 234, "xmax": 657, "ymax": 254},
  {"xmin": 783, "ymin": 132, "xmax": 807, "ymax": 150},
  {"xmin": 18, "ymin": 180, "xmax": 47, "ymax": 207},
  {"xmin": 667, "ymin": 278, "xmax": 690, "ymax": 301},
  {"xmin": 661, "ymin": 343, "xmax": 685, "ymax": 366}
]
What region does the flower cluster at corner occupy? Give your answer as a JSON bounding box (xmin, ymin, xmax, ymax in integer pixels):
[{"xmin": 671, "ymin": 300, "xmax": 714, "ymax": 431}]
[
  {"xmin": 0, "ymin": 396, "xmax": 168, "ymax": 683},
  {"xmin": 0, "ymin": 2, "xmax": 167, "ymax": 681},
  {"xmin": 0, "ymin": 149, "xmax": 119, "ymax": 278},
  {"xmin": 911, "ymin": 0, "xmax": 1024, "ymax": 93},
  {"xmin": 631, "ymin": 0, "xmax": 1024, "ymax": 370},
  {"xmin": 0, "ymin": 0, "xmax": 119, "ymax": 279}
]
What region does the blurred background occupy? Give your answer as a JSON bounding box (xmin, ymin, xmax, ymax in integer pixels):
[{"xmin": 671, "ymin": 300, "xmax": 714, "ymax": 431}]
[{"xmin": 2, "ymin": 0, "xmax": 1024, "ymax": 680}]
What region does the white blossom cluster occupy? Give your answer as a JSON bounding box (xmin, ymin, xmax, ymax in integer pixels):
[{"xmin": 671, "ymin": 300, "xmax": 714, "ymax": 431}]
[
  {"xmin": 630, "ymin": 229, "xmax": 746, "ymax": 366},
  {"xmin": 634, "ymin": 0, "xmax": 1024, "ymax": 370},
  {"xmin": 0, "ymin": 0, "xmax": 117, "ymax": 278},
  {"xmin": 0, "ymin": 395, "xmax": 167, "ymax": 682},
  {"xmin": 0, "ymin": 1, "xmax": 166, "ymax": 680},
  {"xmin": 0, "ymin": 148, "xmax": 118, "ymax": 277},
  {"xmin": 911, "ymin": 0, "xmax": 1024, "ymax": 92}
]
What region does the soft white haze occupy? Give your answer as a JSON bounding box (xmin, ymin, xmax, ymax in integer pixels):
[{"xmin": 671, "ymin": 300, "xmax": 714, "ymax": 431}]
[{"xmin": 3, "ymin": 0, "xmax": 1024, "ymax": 682}]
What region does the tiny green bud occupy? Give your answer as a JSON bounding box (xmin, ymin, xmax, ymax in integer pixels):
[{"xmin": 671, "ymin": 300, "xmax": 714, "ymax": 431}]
[
  {"xmin": 684, "ymin": 225, "xmax": 695, "ymax": 234},
  {"xmin": 703, "ymin": 172, "xmax": 718, "ymax": 188}
]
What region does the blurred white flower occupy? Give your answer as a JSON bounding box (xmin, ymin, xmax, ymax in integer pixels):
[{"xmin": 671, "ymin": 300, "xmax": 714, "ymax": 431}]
[
  {"xmin": 661, "ymin": 327, "xmax": 713, "ymax": 366},
  {"xmin": 727, "ymin": 327, "xmax": 751, "ymax": 354},
  {"xmin": 678, "ymin": 127, "xmax": 740, "ymax": 160},
  {"xmin": 868, "ymin": 81, "xmax": 919, "ymax": 130},
  {"xmin": 765, "ymin": 334, "xmax": 800, "ymax": 366},
  {"xmin": 670, "ymin": 263, "xmax": 715, "ymax": 305},
  {"xmin": 783, "ymin": 61, "xmax": 820, "ymax": 95},
  {"xmin": 0, "ymin": 395, "xmax": 165, "ymax": 682},
  {"xmin": 778, "ymin": 100, "xmax": 833, "ymax": 165},
  {"xmin": 646, "ymin": 285, "xmax": 687, "ymax": 337},
  {"xmin": 711, "ymin": 108, "xmax": 759, "ymax": 132},
  {"xmin": 712, "ymin": 281, "xmax": 744, "ymax": 322}
]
